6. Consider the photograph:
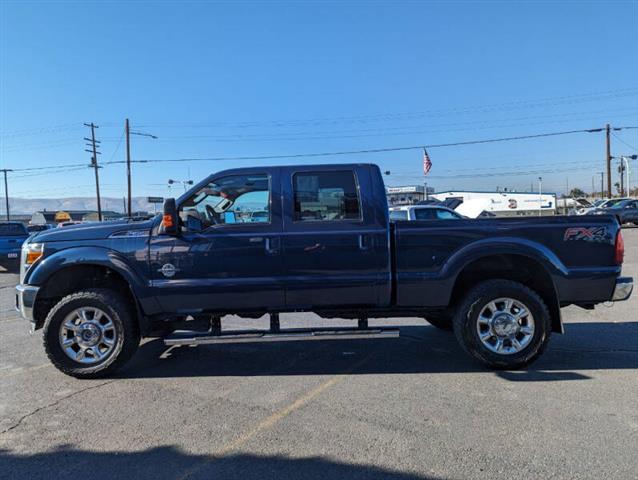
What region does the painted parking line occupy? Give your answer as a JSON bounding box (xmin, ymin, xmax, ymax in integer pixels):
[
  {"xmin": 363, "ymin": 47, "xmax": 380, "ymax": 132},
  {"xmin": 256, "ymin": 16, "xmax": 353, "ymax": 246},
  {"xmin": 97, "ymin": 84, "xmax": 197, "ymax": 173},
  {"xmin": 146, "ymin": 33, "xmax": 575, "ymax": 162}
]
[{"xmin": 176, "ymin": 353, "xmax": 372, "ymax": 480}]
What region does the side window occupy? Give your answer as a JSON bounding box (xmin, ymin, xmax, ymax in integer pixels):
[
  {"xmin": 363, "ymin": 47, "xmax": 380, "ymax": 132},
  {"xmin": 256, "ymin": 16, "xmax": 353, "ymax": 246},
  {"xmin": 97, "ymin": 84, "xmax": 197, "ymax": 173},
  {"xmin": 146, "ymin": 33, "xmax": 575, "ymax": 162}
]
[
  {"xmin": 389, "ymin": 210, "xmax": 409, "ymax": 221},
  {"xmin": 293, "ymin": 171, "xmax": 361, "ymax": 222},
  {"xmin": 413, "ymin": 208, "xmax": 437, "ymax": 220},
  {"xmin": 179, "ymin": 174, "xmax": 270, "ymax": 229},
  {"xmin": 435, "ymin": 209, "xmax": 461, "ymax": 220}
]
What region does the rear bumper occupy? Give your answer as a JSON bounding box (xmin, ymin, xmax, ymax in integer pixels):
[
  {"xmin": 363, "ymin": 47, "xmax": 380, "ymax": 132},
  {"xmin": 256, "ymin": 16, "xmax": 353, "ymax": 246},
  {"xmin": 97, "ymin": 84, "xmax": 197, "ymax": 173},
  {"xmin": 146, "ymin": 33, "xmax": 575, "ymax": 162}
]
[
  {"xmin": 612, "ymin": 277, "xmax": 633, "ymax": 302},
  {"xmin": 15, "ymin": 284, "xmax": 39, "ymax": 323}
]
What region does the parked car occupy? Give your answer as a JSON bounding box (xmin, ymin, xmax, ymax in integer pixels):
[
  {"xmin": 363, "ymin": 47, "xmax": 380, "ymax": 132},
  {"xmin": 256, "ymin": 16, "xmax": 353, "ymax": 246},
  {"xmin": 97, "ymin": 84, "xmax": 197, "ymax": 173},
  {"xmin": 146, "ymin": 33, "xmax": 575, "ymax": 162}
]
[
  {"xmin": 27, "ymin": 224, "xmax": 54, "ymax": 233},
  {"xmin": 249, "ymin": 211, "xmax": 269, "ymax": 223},
  {"xmin": 389, "ymin": 205, "xmax": 464, "ymax": 221},
  {"xmin": 57, "ymin": 221, "xmax": 83, "ymax": 228},
  {"xmin": 16, "ymin": 163, "xmax": 632, "ymax": 378},
  {"xmin": 576, "ymin": 197, "xmax": 630, "ymax": 215},
  {"xmin": 0, "ymin": 222, "xmax": 29, "ymax": 271},
  {"xmin": 592, "ymin": 198, "xmax": 638, "ymax": 225}
]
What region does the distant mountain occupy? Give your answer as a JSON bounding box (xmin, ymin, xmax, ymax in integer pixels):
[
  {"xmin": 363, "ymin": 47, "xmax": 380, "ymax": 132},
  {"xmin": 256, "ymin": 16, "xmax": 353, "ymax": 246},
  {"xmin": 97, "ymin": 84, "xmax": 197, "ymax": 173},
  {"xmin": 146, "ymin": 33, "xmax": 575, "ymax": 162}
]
[{"xmin": 1, "ymin": 197, "xmax": 162, "ymax": 215}]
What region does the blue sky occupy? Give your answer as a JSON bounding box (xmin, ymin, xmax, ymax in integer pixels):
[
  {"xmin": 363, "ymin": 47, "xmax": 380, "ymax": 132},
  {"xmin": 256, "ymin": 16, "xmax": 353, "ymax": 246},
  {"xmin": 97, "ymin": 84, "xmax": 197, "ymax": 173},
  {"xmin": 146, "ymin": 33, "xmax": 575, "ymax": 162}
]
[{"xmin": 1, "ymin": 0, "xmax": 637, "ymax": 203}]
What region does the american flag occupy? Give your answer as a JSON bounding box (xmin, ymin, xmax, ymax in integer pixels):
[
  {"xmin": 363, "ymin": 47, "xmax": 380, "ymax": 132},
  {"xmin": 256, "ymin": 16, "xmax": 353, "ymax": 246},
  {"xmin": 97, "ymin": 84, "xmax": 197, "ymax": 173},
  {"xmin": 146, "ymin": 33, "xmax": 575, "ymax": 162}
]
[{"xmin": 423, "ymin": 148, "xmax": 432, "ymax": 176}]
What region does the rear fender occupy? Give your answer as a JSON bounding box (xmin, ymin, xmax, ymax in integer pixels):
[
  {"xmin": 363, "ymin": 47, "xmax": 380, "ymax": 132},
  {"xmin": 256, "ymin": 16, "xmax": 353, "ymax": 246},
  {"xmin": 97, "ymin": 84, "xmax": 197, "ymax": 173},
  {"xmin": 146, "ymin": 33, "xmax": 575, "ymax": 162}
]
[{"xmin": 444, "ymin": 237, "xmax": 564, "ymax": 333}]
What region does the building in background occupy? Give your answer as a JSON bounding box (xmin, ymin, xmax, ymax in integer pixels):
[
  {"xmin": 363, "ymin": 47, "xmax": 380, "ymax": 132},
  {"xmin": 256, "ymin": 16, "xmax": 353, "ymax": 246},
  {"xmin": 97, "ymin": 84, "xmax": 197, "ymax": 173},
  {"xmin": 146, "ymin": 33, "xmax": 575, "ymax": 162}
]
[
  {"xmin": 386, "ymin": 185, "xmax": 435, "ymax": 206},
  {"xmin": 30, "ymin": 210, "xmax": 141, "ymax": 225}
]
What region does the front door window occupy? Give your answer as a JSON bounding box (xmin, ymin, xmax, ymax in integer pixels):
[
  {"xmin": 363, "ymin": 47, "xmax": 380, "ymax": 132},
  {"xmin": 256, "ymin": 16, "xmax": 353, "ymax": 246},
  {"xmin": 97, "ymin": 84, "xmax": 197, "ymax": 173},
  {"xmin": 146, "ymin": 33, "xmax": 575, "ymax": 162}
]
[{"xmin": 179, "ymin": 174, "xmax": 271, "ymax": 229}]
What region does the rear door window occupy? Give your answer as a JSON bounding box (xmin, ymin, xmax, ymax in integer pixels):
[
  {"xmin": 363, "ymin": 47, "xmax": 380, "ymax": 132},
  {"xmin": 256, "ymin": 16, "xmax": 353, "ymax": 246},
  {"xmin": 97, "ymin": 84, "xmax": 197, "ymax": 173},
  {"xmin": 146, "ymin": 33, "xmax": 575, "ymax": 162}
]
[{"xmin": 292, "ymin": 171, "xmax": 361, "ymax": 222}]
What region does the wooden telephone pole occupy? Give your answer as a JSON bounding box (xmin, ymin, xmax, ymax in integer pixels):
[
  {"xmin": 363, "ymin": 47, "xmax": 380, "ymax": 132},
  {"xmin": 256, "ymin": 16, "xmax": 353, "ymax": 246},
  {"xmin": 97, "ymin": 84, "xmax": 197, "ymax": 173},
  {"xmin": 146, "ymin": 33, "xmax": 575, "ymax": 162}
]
[
  {"xmin": 84, "ymin": 123, "xmax": 103, "ymax": 221},
  {"xmin": 0, "ymin": 169, "xmax": 12, "ymax": 221}
]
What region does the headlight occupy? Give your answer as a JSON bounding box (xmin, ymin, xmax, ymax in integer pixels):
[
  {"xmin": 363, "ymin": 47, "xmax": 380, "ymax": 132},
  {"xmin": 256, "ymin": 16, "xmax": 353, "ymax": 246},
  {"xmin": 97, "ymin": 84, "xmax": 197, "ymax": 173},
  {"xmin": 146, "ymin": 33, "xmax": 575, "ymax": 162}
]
[
  {"xmin": 24, "ymin": 243, "xmax": 44, "ymax": 266},
  {"xmin": 21, "ymin": 243, "xmax": 44, "ymax": 283}
]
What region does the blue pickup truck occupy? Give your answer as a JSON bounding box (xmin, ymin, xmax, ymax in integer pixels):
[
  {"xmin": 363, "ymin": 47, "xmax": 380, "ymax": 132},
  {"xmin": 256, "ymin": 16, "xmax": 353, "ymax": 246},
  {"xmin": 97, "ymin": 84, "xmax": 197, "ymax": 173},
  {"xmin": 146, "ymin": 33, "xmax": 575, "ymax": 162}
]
[
  {"xmin": 16, "ymin": 164, "xmax": 633, "ymax": 378},
  {"xmin": 0, "ymin": 222, "xmax": 30, "ymax": 271}
]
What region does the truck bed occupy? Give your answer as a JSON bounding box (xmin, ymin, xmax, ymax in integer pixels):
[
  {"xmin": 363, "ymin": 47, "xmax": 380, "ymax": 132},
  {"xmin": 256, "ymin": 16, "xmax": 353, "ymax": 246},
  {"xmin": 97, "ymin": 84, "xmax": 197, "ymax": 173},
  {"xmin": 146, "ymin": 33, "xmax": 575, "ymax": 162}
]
[{"xmin": 392, "ymin": 215, "xmax": 620, "ymax": 308}]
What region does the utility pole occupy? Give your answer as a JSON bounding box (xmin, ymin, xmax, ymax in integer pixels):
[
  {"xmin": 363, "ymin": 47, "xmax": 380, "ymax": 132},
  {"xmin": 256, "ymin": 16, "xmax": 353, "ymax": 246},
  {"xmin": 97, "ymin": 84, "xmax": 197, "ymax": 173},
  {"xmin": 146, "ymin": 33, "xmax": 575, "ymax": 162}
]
[
  {"xmin": 619, "ymin": 159, "xmax": 625, "ymax": 197},
  {"xmin": 606, "ymin": 123, "xmax": 612, "ymax": 198},
  {"xmin": 84, "ymin": 123, "xmax": 103, "ymax": 221},
  {"xmin": 124, "ymin": 119, "xmax": 157, "ymax": 218},
  {"xmin": 125, "ymin": 118, "xmax": 132, "ymax": 217},
  {"xmin": 0, "ymin": 169, "xmax": 12, "ymax": 221},
  {"xmin": 600, "ymin": 172, "xmax": 604, "ymax": 199}
]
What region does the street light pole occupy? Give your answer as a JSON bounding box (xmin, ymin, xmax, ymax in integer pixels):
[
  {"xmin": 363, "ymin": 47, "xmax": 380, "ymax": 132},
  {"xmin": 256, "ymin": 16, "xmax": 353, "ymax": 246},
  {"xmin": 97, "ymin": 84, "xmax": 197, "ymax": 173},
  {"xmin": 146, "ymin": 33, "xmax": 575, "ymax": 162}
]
[
  {"xmin": 538, "ymin": 176, "xmax": 542, "ymax": 217},
  {"xmin": 624, "ymin": 156, "xmax": 631, "ymax": 197},
  {"xmin": 125, "ymin": 119, "xmax": 158, "ymax": 218},
  {"xmin": 125, "ymin": 118, "xmax": 131, "ymax": 217}
]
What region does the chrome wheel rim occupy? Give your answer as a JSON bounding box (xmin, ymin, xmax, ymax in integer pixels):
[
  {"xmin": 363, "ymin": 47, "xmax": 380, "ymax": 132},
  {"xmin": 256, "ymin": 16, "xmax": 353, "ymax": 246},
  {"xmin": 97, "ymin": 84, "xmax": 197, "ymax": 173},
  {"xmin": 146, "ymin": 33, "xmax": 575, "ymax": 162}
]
[
  {"xmin": 59, "ymin": 307, "xmax": 117, "ymax": 364},
  {"xmin": 476, "ymin": 297, "xmax": 535, "ymax": 355}
]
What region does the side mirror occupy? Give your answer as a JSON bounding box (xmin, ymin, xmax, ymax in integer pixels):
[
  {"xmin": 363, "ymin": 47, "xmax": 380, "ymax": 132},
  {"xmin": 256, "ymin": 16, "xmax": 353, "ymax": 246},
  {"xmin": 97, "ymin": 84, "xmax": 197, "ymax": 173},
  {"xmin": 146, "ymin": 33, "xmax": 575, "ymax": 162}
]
[{"xmin": 162, "ymin": 198, "xmax": 179, "ymax": 235}]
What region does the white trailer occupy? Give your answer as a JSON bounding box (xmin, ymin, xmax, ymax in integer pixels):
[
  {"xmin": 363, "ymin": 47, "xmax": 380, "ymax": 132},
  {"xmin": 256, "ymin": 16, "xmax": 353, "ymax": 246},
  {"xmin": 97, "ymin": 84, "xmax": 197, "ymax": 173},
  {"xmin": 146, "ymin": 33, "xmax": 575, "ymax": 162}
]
[{"xmin": 431, "ymin": 191, "xmax": 556, "ymax": 218}]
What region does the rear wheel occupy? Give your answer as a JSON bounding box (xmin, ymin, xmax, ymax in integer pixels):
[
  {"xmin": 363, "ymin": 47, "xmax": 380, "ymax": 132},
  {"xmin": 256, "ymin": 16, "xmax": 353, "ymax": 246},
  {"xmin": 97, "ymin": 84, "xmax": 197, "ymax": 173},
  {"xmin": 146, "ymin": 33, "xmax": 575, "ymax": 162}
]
[
  {"xmin": 453, "ymin": 279, "xmax": 551, "ymax": 369},
  {"xmin": 43, "ymin": 289, "xmax": 140, "ymax": 378}
]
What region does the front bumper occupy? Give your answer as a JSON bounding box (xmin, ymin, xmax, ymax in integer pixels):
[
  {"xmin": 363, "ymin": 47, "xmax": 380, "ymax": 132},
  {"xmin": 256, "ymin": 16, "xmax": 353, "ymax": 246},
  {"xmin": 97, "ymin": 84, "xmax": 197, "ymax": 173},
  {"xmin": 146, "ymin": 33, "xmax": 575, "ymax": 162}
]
[
  {"xmin": 15, "ymin": 284, "xmax": 39, "ymax": 323},
  {"xmin": 612, "ymin": 277, "xmax": 633, "ymax": 302}
]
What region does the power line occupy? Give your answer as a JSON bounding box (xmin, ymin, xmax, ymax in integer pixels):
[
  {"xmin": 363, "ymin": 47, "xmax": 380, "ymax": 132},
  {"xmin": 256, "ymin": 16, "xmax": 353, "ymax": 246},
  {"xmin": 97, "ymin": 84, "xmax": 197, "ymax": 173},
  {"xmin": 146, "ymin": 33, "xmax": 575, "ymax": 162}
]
[
  {"xmin": 612, "ymin": 132, "xmax": 638, "ymax": 152},
  {"xmin": 428, "ymin": 162, "xmax": 601, "ymax": 179},
  {"xmin": 2, "ymin": 124, "xmax": 633, "ymax": 174},
  {"xmin": 148, "ymin": 108, "xmax": 638, "ymax": 142},
  {"xmin": 135, "ymin": 88, "xmax": 638, "ymax": 129},
  {"xmin": 128, "ymin": 128, "xmax": 604, "ymax": 164}
]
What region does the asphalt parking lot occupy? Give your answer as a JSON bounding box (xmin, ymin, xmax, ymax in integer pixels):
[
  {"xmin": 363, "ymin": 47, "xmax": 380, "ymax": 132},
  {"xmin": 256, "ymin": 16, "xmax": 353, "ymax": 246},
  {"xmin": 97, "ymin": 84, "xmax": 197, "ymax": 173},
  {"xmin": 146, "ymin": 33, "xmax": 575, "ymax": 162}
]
[{"xmin": 1, "ymin": 231, "xmax": 637, "ymax": 480}]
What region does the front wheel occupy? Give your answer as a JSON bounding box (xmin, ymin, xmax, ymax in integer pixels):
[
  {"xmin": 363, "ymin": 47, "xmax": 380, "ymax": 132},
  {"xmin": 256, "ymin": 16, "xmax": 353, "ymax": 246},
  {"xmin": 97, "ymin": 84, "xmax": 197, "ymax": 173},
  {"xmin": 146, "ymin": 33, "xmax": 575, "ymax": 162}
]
[
  {"xmin": 453, "ymin": 279, "xmax": 551, "ymax": 369},
  {"xmin": 43, "ymin": 289, "xmax": 140, "ymax": 378}
]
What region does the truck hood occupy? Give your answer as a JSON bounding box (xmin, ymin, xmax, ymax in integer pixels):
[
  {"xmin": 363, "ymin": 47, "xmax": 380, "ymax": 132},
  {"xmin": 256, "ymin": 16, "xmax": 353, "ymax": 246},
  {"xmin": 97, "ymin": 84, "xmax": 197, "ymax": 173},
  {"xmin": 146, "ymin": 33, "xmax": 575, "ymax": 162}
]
[{"xmin": 29, "ymin": 218, "xmax": 157, "ymax": 243}]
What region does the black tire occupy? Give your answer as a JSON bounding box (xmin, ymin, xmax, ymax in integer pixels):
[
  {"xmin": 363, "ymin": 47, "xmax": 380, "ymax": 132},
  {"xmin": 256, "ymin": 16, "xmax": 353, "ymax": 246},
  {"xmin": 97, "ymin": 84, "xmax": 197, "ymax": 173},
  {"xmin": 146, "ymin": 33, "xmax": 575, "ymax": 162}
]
[
  {"xmin": 43, "ymin": 289, "xmax": 140, "ymax": 379},
  {"xmin": 452, "ymin": 279, "xmax": 551, "ymax": 370},
  {"xmin": 424, "ymin": 311, "xmax": 454, "ymax": 331}
]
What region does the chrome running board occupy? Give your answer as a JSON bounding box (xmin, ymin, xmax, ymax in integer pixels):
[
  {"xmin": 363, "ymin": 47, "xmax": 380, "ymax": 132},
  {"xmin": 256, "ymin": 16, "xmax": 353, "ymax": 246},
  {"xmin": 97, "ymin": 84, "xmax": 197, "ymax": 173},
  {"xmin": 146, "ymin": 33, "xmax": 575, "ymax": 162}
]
[{"xmin": 164, "ymin": 326, "xmax": 399, "ymax": 346}]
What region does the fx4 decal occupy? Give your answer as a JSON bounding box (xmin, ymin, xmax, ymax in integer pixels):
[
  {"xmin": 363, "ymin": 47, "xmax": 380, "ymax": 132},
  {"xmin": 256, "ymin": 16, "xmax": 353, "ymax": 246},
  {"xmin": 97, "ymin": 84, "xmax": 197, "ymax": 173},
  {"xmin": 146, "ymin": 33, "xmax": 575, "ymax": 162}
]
[{"xmin": 563, "ymin": 226, "xmax": 610, "ymax": 242}]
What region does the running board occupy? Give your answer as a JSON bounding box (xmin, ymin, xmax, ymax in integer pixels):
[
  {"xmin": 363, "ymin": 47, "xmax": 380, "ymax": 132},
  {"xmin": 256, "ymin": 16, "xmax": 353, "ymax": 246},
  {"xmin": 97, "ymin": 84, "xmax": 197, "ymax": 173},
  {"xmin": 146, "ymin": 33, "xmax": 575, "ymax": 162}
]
[{"xmin": 163, "ymin": 326, "xmax": 400, "ymax": 346}]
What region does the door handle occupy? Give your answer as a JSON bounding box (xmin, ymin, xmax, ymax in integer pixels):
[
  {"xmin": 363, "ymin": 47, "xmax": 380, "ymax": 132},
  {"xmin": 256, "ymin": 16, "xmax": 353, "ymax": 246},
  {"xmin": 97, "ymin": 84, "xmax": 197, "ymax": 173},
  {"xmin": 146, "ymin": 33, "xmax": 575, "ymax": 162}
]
[
  {"xmin": 358, "ymin": 234, "xmax": 371, "ymax": 251},
  {"xmin": 265, "ymin": 237, "xmax": 280, "ymax": 255}
]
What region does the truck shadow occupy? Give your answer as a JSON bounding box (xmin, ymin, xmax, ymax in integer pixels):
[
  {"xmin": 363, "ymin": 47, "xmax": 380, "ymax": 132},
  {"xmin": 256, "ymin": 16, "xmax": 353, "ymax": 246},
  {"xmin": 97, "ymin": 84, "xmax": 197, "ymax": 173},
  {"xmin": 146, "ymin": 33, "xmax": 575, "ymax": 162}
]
[
  {"xmin": 116, "ymin": 322, "xmax": 638, "ymax": 382},
  {"xmin": 0, "ymin": 447, "xmax": 441, "ymax": 480}
]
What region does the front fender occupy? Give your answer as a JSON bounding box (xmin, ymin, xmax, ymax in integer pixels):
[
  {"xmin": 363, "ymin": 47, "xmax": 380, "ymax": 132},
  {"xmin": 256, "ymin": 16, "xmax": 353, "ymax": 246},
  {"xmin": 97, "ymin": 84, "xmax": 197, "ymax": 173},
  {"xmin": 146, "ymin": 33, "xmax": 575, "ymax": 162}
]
[{"xmin": 26, "ymin": 246, "xmax": 147, "ymax": 293}]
